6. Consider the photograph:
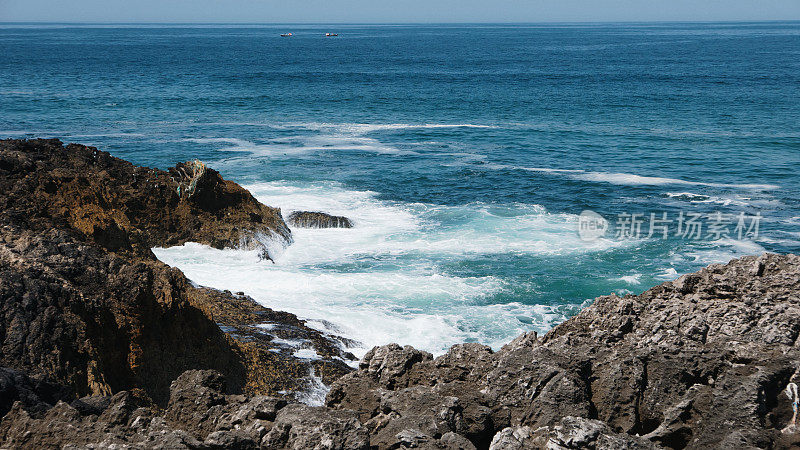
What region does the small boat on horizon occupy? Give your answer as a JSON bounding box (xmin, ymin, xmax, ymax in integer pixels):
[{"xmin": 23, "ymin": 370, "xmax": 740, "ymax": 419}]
[
  {"xmin": 325, "ymin": 33, "xmax": 338, "ymax": 37},
  {"xmin": 280, "ymin": 33, "xmax": 293, "ymax": 37}
]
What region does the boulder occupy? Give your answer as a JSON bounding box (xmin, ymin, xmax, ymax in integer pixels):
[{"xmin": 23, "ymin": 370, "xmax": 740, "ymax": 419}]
[
  {"xmin": 287, "ymin": 211, "xmax": 353, "ymax": 228},
  {"xmin": 262, "ymin": 403, "xmax": 370, "ymax": 449}
]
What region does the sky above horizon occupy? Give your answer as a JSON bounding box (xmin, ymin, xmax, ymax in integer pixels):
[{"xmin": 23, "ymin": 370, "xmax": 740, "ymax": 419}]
[{"xmin": 1, "ymin": 0, "xmax": 799, "ymax": 23}]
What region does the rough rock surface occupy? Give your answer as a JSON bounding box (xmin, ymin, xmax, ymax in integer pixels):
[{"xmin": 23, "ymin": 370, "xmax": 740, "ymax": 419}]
[
  {"xmin": 8, "ymin": 253, "xmax": 789, "ymax": 449},
  {"xmin": 325, "ymin": 253, "xmax": 800, "ymax": 449},
  {"xmin": 287, "ymin": 211, "xmax": 354, "ymax": 229},
  {"xmin": 0, "ymin": 369, "xmax": 285, "ymax": 449},
  {"xmin": 0, "ymin": 139, "xmax": 290, "ymax": 256},
  {"xmin": 0, "ymin": 139, "xmax": 353, "ymax": 406}
]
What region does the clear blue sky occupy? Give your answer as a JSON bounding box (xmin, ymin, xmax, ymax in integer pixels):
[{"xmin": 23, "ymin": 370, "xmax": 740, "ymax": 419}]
[{"xmin": 1, "ymin": 0, "xmax": 799, "ymax": 23}]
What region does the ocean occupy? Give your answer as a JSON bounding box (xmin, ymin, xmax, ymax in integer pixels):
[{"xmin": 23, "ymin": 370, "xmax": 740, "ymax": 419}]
[{"xmin": 1, "ymin": 22, "xmax": 798, "ymax": 357}]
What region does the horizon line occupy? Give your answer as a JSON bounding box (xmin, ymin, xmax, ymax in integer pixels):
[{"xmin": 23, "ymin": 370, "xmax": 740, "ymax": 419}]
[{"xmin": 2, "ymin": 19, "xmax": 800, "ymax": 26}]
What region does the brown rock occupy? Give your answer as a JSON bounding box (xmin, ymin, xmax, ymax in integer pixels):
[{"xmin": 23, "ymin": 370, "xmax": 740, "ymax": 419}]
[{"xmin": 0, "ymin": 139, "xmax": 352, "ymax": 407}]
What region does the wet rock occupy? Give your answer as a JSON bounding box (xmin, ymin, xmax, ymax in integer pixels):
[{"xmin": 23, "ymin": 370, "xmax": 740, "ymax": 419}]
[{"xmin": 287, "ymin": 211, "xmax": 354, "ymax": 228}]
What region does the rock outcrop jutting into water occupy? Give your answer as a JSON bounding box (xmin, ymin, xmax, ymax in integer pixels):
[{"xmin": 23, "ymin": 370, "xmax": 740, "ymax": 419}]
[
  {"xmin": 0, "ymin": 139, "xmax": 353, "ymax": 407},
  {"xmin": 0, "ymin": 139, "xmax": 799, "ymax": 449}
]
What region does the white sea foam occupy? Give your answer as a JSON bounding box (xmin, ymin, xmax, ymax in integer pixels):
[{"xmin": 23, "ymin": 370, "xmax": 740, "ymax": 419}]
[
  {"xmin": 293, "ymin": 348, "xmax": 321, "ymax": 360},
  {"xmin": 507, "ymin": 165, "xmax": 779, "ymax": 190},
  {"xmin": 655, "ymin": 267, "xmax": 679, "ymax": 280},
  {"xmin": 153, "ymin": 181, "xmax": 611, "ymax": 356},
  {"xmin": 294, "ymin": 368, "xmax": 329, "ymax": 406},
  {"xmin": 246, "ymin": 181, "xmax": 625, "ymax": 259},
  {"xmin": 685, "ymin": 238, "xmax": 766, "ymax": 265},
  {"xmin": 574, "ymin": 172, "xmax": 778, "ymax": 190},
  {"xmin": 664, "ymin": 192, "xmax": 755, "ymax": 207},
  {"xmin": 614, "ymin": 273, "xmax": 643, "ymax": 285},
  {"xmin": 514, "ymin": 166, "xmax": 584, "ymax": 174},
  {"xmin": 665, "ymin": 192, "xmax": 712, "ymax": 201},
  {"xmin": 289, "ymin": 122, "xmax": 497, "ymax": 133},
  {"xmin": 185, "ymin": 121, "xmax": 497, "ymax": 158},
  {"xmin": 185, "ymin": 134, "xmax": 410, "ymax": 156}
]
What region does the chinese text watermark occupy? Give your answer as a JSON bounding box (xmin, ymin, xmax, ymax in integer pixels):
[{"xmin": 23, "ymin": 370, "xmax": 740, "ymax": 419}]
[{"xmin": 578, "ymin": 210, "xmax": 761, "ymax": 242}]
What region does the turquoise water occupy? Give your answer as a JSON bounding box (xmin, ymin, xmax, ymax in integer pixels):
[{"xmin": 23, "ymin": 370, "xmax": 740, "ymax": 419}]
[{"xmin": 2, "ymin": 23, "xmax": 799, "ymax": 355}]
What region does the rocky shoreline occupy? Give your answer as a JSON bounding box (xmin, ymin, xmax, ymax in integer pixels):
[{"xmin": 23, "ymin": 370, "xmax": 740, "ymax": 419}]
[
  {"xmin": 0, "ymin": 139, "xmax": 353, "ymax": 406},
  {"xmin": 1, "ymin": 139, "xmax": 799, "ymax": 449}
]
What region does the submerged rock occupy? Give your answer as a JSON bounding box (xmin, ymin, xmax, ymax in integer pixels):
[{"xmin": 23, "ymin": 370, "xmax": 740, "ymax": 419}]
[{"xmin": 287, "ymin": 211, "xmax": 354, "ymax": 229}]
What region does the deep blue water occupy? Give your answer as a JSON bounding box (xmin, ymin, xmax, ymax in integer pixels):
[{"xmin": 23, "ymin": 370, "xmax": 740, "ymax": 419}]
[{"xmin": 2, "ymin": 23, "xmax": 799, "ymax": 354}]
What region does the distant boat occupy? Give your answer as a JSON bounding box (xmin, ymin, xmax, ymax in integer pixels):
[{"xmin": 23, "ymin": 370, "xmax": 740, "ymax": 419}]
[
  {"xmin": 325, "ymin": 33, "xmax": 338, "ymax": 37},
  {"xmin": 280, "ymin": 33, "xmax": 293, "ymax": 37}
]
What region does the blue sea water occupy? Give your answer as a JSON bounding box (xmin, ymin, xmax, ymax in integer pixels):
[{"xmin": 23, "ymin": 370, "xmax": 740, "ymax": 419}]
[{"xmin": 1, "ymin": 22, "xmax": 799, "ymax": 355}]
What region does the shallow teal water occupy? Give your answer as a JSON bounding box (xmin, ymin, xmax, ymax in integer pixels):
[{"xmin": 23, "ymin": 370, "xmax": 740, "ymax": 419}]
[{"xmin": 2, "ymin": 23, "xmax": 799, "ymax": 354}]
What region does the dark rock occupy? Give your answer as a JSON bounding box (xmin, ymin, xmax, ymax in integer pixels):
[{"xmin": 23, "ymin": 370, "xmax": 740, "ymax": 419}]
[
  {"xmin": 0, "ymin": 366, "xmax": 69, "ymax": 418},
  {"xmin": 0, "ymin": 139, "xmax": 352, "ymax": 407},
  {"xmin": 0, "ymin": 138, "xmax": 291, "ymax": 258},
  {"xmin": 204, "ymin": 429, "xmax": 260, "ymax": 449},
  {"xmin": 327, "ymin": 253, "xmax": 800, "ymax": 449},
  {"xmin": 69, "ymin": 395, "xmax": 111, "ymax": 416},
  {"xmin": 490, "ymin": 417, "xmax": 657, "ymax": 449},
  {"xmin": 262, "ymin": 403, "xmax": 370, "ymax": 449},
  {"xmin": 1, "ymin": 254, "xmax": 799, "ymax": 448},
  {"xmin": 0, "ymin": 369, "xmax": 280, "ymax": 448},
  {"xmin": 3, "ymin": 140, "xmax": 800, "ymax": 450},
  {"xmin": 287, "ymin": 211, "xmax": 354, "ymax": 228}
]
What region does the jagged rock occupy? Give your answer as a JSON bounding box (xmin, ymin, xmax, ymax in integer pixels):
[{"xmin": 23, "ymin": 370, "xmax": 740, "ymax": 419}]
[
  {"xmin": 440, "ymin": 431, "xmax": 478, "ymax": 449},
  {"xmin": 2, "ymin": 254, "xmax": 800, "ymax": 448},
  {"xmin": 70, "ymin": 395, "xmax": 111, "ymax": 416},
  {"xmin": 0, "ymin": 367, "xmax": 69, "ymax": 418},
  {"xmin": 163, "ymin": 369, "xmax": 287, "ymax": 444},
  {"xmin": 328, "ymin": 254, "xmax": 800, "ymax": 449},
  {"xmin": 0, "ymin": 138, "xmax": 291, "ymax": 257},
  {"xmin": 287, "ymin": 211, "xmax": 354, "ymax": 228},
  {"xmin": 262, "ymin": 403, "xmax": 370, "ymax": 449},
  {"xmin": 530, "ymin": 416, "xmax": 658, "ymax": 449},
  {"xmin": 489, "ymin": 426, "xmax": 536, "ymax": 450},
  {"xmin": 164, "ymin": 370, "xmax": 229, "ymax": 438},
  {"xmin": 0, "ymin": 369, "xmax": 283, "ymax": 448},
  {"xmin": 0, "ymin": 139, "xmax": 352, "ymax": 407},
  {"xmin": 489, "ymin": 417, "xmax": 657, "ymax": 449}
]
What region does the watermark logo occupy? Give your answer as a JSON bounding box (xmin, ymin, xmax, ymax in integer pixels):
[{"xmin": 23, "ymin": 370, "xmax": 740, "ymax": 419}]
[
  {"xmin": 578, "ymin": 210, "xmax": 761, "ymax": 242},
  {"xmin": 578, "ymin": 210, "xmax": 609, "ymax": 242}
]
